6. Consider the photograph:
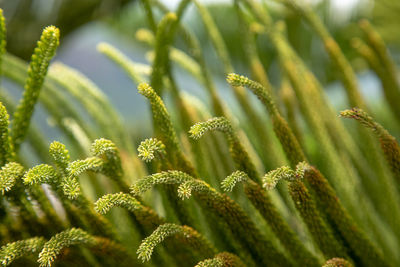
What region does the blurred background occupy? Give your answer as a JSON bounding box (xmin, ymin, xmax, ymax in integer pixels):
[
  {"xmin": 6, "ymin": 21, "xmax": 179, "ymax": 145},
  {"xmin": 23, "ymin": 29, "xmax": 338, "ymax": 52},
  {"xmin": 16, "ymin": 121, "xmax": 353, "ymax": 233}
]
[{"xmin": 0, "ymin": 0, "xmax": 399, "ymax": 138}]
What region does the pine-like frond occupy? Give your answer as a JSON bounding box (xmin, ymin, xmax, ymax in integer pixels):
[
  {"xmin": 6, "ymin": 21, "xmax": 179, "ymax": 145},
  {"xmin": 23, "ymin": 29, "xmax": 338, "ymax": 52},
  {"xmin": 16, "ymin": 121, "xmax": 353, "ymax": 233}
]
[
  {"xmin": 38, "ymin": 228, "xmax": 127, "ymax": 267},
  {"xmin": 94, "ymin": 192, "xmax": 163, "ymax": 228},
  {"xmin": 23, "ymin": 164, "xmax": 59, "ymax": 186},
  {"xmin": 323, "ymin": 257, "xmax": 354, "ymax": 267},
  {"xmin": 137, "ymin": 82, "xmax": 195, "ymax": 175},
  {"xmin": 0, "ymin": 162, "xmax": 24, "ymax": 194},
  {"xmin": 0, "ymin": 237, "xmax": 46, "ymax": 266},
  {"xmin": 220, "ymin": 170, "xmax": 248, "ymax": 192},
  {"xmin": 137, "ymin": 223, "xmax": 216, "ymax": 262},
  {"xmin": 49, "ymin": 141, "xmax": 70, "ymax": 174},
  {"xmin": 189, "ymin": 116, "xmax": 260, "ymax": 183},
  {"xmin": 340, "ymin": 108, "xmax": 400, "ymax": 187},
  {"xmin": 137, "ymin": 138, "xmax": 166, "ymax": 163},
  {"xmin": 11, "ymin": 26, "xmax": 60, "ymax": 151},
  {"xmin": 0, "ymin": 103, "xmax": 14, "ymax": 165},
  {"xmin": 130, "ymin": 170, "xmax": 293, "ymax": 266},
  {"xmin": 194, "ymin": 252, "xmax": 245, "ymax": 267}
]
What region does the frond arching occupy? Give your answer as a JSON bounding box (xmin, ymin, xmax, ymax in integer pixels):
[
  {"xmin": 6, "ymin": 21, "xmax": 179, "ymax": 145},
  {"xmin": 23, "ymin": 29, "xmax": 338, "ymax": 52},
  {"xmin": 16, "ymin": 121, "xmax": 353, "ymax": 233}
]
[
  {"xmin": 0, "ymin": 237, "xmax": 46, "ymax": 266},
  {"xmin": 221, "ymin": 171, "xmax": 248, "ymax": 192},
  {"xmin": 38, "ymin": 228, "xmax": 95, "ymax": 267},
  {"xmin": 23, "ymin": 164, "xmax": 59, "ymax": 186},
  {"xmin": 137, "ymin": 223, "xmax": 216, "ymax": 262},
  {"xmin": 94, "ymin": 192, "xmax": 164, "ymax": 228},
  {"xmin": 189, "ymin": 117, "xmax": 233, "ymax": 140},
  {"xmin": 137, "ymin": 138, "xmax": 166, "ymax": 162}
]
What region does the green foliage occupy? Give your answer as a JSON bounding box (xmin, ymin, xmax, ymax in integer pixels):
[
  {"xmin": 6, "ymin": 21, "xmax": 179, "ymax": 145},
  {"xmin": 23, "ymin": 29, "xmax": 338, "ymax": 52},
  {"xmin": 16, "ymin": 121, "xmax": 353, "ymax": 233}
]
[
  {"xmin": 1, "ymin": 1, "xmax": 400, "ymax": 267},
  {"xmin": 11, "ymin": 25, "xmax": 60, "ymax": 151},
  {"xmin": 38, "ymin": 228, "xmax": 129, "ymax": 267},
  {"xmin": 194, "ymin": 252, "xmax": 245, "ymax": 267},
  {"xmin": 137, "ymin": 138, "xmax": 166, "ymax": 162},
  {"xmin": 137, "ymin": 223, "xmax": 216, "ymax": 262},
  {"xmin": 0, "ymin": 237, "xmax": 46, "ymax": 266},
  {"xmin": 0, "ymin": 162, "xmax": 24, "ymax": 194},
  {"xmin": 220, "ymin": 170, "xmax": 248, "ymax": 192},
  {"xmin": 94, "ymin": 192, "xmax": 163, "ymax": 228},
  {"xmin": 0, "ymin": 103, "xmax": 14, "ymax": 165},
  {"xmin": 341, "ymin": 108, "xmax": 400, "ymax": 190},
  {"xmin": 323, "ymin": 257, "xmax": 354, "ymax": 267},
  {"xmin": 263, "ymin": 162, "xmax": 307, "ymax": 190}
]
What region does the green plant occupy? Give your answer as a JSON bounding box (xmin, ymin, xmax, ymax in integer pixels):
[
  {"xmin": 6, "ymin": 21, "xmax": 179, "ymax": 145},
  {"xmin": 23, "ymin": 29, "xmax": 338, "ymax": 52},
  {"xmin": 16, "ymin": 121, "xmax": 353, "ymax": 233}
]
[{"xmin": 0, "ymin": 0, "xmax": 399, "ymax": 266}]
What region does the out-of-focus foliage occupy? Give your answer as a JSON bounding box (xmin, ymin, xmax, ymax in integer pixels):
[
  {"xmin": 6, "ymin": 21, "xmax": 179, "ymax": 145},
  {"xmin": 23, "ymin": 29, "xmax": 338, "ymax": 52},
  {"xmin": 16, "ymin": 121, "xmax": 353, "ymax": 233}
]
[{"xmin": 0, "ymin": 0, "xmax": 132, "ymax": 59}]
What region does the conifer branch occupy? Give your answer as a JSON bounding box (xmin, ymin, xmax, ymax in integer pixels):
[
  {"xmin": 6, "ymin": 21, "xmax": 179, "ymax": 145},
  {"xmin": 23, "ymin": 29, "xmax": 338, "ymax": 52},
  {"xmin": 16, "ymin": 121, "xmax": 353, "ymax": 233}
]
[
  {"xmin": 0, "ymin": 237, "xmax": 46, "ymax": 266},
  {"xmin": 288, "ymin": 179, "xmax": 348, "ymax": 259},
  {"xmin": 137, "ymin": 138, "xmax": 166, "ymax": 162},
  {"xmin": 227, "ymin": 73, "xmax": 278, "ymax": 115},
  {"xmin": 137, "ymin": 82, "xmax": 195, "ymax": 175},
  {"xmin": 227, "ymin": 73, "xmax": 306, "ymax": 165},
  {"xmin": 304, "ymin": 167, "xmax": 389, "ymax": 266},
  {"xmin": 228, "ymin": 70, "xmax": 386, "ymax": 265},
  {"xmin": 90, "ymin": 138, "xmax": 124, "ymax": 183},
  {"xmin": 23, "ymin": 164, "xmax": 60, "ymax": 186},
  {"xmin": 137, "ymin": 83, "xmax": 178, "ymax": 151},
  {"xmin": 67, "ymin": 158, "xmax": 102, "ymax": 176},
  {"xmin": 49, "ymin": 141, "xmax": 70, "ymax": 176},
  {"xmin": 228, "ymin": 70, "xmax": 381, "ymax": 250},
  {"xmin": 340, "ymin": 108, "xmax": 388, "ymax": 137},
  {"xmin": 263, "ymin": 163, "xmax": 348, "ymax": 259},
  {"xmin": 0, "ymin": 3, "xmax": 398, "ymax": 266},
  {"xmin": 23, "ymin": 160, "xmax": 80, "ymax": 200},
  {"xmin": 38, "ymin": 228, "xmax": 127, "ymax": 267},
  {"xmin": 0, "ymin": 162, "xmax": 24, "ymax": 195},
  {"xmin": 11, "ymin": 26, "xmax": 60, "ymax": 151},
  {"xmin": 137, "ymin": 223, "xmax": 216, "ymax": 262},
  {"xmin": 263, "ymin": 166, "xmax": 295, "ymax": 190},
  {"xmin": 340, "ymin": 108, "xmax": 400, "ymax": 188},
  {"xmin": 323, "ymin": 257, "xmax": 354, "ymax": 267},
  {"xmin": 263, "ymin": 162, "xmax": 308, "ymax": 190},
  {"xmin": 225, "ymin": 171, "xmax": 320, "ymax": 266},
  {"xmin": 38, "ymin": 228, "xmax": 92, "ymax": 266},
  {"xmin": 189, "ymin": 117, "xmax": 260, "ymax": 183},
  {"xmin": 241, "ymin": 7, "xmax": 376, "ymax": 229},
  {"xmin": 94, "ymin": 192, "xmax": 164, "ymax": 228},
  {"xmin": 189, "ymin": 117, "xmax": 234, "ymax": 140},
  {"xmin": 0, "ymin": 103, "xmax": 14, "ymax": 165},
  {"xmin": 220, "ymin": 170, "xmax": 248, "ymax": 192},
  {"xmin": 194, "ymin": 252, "xmax": 246, "ymax": 267},
  {"xmin": 130, "ymin": 170, "xmax": 293, "ymax": 266}
]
